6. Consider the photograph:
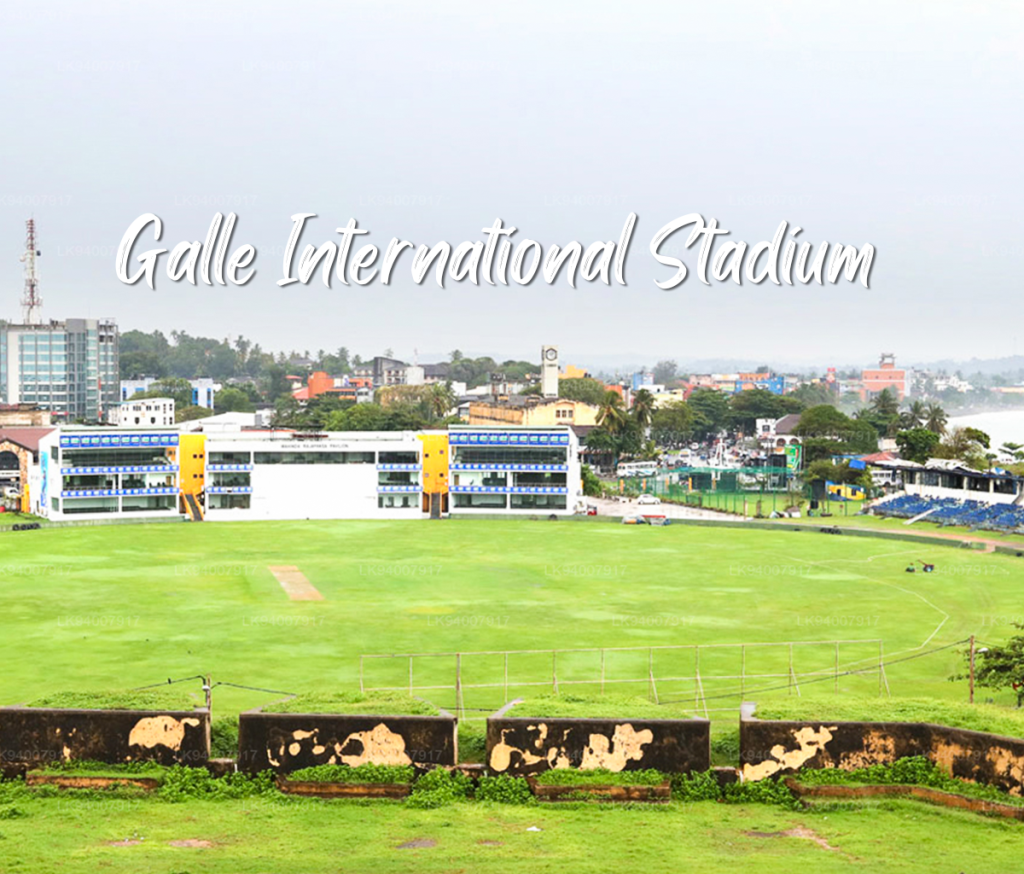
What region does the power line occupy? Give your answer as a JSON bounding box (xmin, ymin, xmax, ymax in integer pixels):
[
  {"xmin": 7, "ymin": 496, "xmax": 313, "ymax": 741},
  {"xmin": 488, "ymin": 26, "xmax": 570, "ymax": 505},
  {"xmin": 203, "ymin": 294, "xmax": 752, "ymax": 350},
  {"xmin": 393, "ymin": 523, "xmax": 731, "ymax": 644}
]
[{"xmin": 655, "ymin": 638, "xmax": 970, "ymax": 707}]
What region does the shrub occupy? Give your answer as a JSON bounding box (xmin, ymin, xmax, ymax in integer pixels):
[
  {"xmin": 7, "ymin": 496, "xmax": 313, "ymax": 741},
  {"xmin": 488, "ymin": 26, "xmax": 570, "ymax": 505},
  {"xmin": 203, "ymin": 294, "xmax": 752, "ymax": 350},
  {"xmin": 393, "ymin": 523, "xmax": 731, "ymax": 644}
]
[
  {"xmin": 798, "ymin": 756, "xmax": 1024, "ymax": 807},
  {"xmin": 406, "ymin": 767, "xmax": 472, "ymax": 809},
  {"xmin": 671, "ymin": 770, "xmax": 722, "ymax": 803},
  {"xmin": 157, "ymin": 767, "xmax": 275, "ymax": 802},
  {"xmin": 210, "ymin": 717, "xmax": 239, "ymax": 759},
  {"xmin": 476, "ymin": 774, "xmax": 532, "ymax": 805},
  {"xmin": 287, "ymin": 763, "xmax": 414, "ymax": 784},
  {"xmin": 535, "ymin": 768, "xmax": 666, "ymax": 786},
  {"xmin": 723, "ymin": 777, "xmax": 800, "ymax": 809},
  {"xmin": 457, "ymin": 722, "xmax": 487, "ymax": 764}
]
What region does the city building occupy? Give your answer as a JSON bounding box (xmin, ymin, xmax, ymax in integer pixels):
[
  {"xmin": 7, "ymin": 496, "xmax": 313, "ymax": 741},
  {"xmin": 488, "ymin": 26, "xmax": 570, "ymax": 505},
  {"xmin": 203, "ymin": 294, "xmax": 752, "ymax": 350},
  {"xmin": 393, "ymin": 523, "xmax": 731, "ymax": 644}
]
[
  {"xmin": 0, "ymin": 426, "xmax": 55, "ymax": 512},
  {"xmin": 861, "ymin": 353, "xmax": 907, "ymax": 401},
  {"xmin": 467, "ymin": 396, "xmax": 599, "ymax": 428},
  {"xmin": 120, "ymin": 377, "xmax": 221, "ymax": 409},
  {"xmin": 292, "ymin": 371, "xmax": 373, "ymax": 404},
  {"xmin": 0, "ymin": 404, "xmax": 52, "ymax": 427},
  {"xmin": 1, "ymin": 319, "xmax": 119, "ymax": 422},
  {"xmin": 117, "ymin": 397, "xmax": 175, "ymax": 427}
]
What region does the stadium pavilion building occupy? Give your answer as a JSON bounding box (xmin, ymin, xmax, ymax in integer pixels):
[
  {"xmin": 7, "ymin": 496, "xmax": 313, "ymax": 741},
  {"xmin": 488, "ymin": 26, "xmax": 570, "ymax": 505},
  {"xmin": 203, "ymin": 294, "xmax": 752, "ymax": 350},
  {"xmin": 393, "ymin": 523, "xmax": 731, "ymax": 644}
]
[{"xmin": 34, "ymin": 424, "xmax": 581, "ymax": 522}]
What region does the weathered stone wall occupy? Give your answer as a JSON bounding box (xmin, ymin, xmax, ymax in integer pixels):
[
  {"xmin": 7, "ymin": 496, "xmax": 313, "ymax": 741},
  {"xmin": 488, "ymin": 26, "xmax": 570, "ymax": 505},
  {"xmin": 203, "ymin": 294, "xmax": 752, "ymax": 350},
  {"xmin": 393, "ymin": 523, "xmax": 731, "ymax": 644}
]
[
  {"xmin": 237, "ymin": 712, "xmax": 457, "ymax": 773},
  {"xmin": 741, "ymin": 718, "xmax": 1024, "ymax": 795},
  {"xmin": 486, "ymin": 717, "xmax": 710, "ymax": 777},
  {"xmin": 0, "ymin": 707, "xmax": 210, "ymax": 766}
]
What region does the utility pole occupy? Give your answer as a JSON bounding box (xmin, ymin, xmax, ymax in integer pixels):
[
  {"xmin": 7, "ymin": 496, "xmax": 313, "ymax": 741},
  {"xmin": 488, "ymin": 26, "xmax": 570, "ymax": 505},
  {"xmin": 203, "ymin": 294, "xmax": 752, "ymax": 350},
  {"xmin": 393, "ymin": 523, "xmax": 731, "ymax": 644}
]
[{"xmin": 969, "ymin": 635, "xmax": 975, "ymax": 704}]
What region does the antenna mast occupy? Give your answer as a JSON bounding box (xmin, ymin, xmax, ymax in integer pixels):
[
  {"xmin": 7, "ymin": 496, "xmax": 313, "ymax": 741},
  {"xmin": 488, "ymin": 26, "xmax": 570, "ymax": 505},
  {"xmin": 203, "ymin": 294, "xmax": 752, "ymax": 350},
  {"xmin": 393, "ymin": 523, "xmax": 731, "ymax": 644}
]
[{"xmin": 20, "ymin": 218, "xmax": 42, "ymax": 324}]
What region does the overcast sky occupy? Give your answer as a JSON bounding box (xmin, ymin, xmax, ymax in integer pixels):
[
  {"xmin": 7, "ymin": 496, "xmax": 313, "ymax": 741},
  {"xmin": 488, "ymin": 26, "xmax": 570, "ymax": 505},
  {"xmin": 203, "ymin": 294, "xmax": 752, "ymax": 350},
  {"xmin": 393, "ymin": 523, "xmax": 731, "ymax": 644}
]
[{"xmin": 0, "ymin": 1, "xmax": 1021, "ymax": 370}]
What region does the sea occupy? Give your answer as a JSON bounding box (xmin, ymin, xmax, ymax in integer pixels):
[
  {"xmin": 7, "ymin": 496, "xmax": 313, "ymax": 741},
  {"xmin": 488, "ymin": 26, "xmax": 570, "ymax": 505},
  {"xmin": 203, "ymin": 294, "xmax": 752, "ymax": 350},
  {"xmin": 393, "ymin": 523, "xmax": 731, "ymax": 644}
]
[{"xmin": 947, "ymin": 410, "xmax": 1024, "ymax": 450}]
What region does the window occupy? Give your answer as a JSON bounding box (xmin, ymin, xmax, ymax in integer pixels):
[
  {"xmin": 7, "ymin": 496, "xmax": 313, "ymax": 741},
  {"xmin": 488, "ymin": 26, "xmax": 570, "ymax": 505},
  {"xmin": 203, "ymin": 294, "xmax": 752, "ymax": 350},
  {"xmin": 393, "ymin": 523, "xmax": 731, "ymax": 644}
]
[
  {"xmin": 378, "ymin": 494, "xmax": 417, "ymax": 508},
  {"xmin": 209, "ymin": 494, "xmax": 251, "ymax": 510},
  {"xmin": 510, "ymin": 494, "xmax": 567, "ymax": 510},
  {"xmin": 378, "ymin": 451, "xmax": 419, "ymax": 464},
  {"xmin": 453, "ymin": 493, "xmax": 507, "ymax": 509},
  {"xmin": 254, "ymin": 451, "xmax": 375, "ymax": 464},
  {"xmin": 209, "ymin": 451, "xmax": 252, "ymax": 464}
]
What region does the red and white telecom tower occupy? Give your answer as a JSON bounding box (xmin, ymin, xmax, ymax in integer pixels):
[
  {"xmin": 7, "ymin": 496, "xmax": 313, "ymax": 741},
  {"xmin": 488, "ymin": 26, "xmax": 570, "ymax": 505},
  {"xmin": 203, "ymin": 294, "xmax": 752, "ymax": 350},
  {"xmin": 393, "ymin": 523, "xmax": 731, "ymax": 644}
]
[{"xmin": 19, "ymin": 218, "xmax": 43, "ymax": 324}]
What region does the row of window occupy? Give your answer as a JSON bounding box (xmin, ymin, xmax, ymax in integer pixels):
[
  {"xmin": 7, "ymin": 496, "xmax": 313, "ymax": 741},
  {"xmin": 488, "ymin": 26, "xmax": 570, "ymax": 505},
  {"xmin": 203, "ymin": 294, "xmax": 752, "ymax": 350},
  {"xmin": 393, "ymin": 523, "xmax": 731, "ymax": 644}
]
[{"xmin": 452, "ymin": 494, "xmax": 567, "ymax": 510}]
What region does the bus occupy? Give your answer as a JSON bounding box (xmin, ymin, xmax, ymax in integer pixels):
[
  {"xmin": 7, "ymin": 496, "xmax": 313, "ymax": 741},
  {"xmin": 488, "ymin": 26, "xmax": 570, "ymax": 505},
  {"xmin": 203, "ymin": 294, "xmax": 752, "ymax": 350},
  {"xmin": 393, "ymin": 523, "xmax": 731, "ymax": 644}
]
[{"xmin": 616, "ymin": 461, "xmax": 659, "ymax": 478}]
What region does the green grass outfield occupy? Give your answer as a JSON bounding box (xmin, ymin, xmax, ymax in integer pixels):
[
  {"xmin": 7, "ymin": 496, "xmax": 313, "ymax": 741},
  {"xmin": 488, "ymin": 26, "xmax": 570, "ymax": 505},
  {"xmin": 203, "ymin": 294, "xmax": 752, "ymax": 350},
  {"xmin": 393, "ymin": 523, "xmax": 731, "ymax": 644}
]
[
  {"xmin": 4, "ymin": 517, "xmax": 1024, "ymax": 873},
  {"xmin": 1, "ymin": 794, "xmax": 1023, "ymax": 873},
  {"xmin": 1, "ymin": 517, "xmax": 1022, "ymax": 718}
]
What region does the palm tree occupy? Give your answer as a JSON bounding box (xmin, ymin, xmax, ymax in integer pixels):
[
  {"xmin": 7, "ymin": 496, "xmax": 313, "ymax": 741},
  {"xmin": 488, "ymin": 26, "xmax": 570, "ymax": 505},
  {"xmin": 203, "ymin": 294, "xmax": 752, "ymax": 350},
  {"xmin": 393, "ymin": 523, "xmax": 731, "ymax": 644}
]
[
  {"xmin": 597, "ymin": 390, "xmax": 626, "ymax": 434},
  {"xmin": 631, "ymin": 389, "xmax": 656, "ymax": 434},
  {"xmin": 870, "ymin": 388, "xmax": 899, "ymax": 419},
  {"xmin": 925, "ymin": 402, "xmax": 947, "ymax": 435},
  {"xmin": 898, "ymin": 411, "xmax": 918, "ymax": 431},
  {"xmin": 428, "ymin": 382, "xmax": 457, "ymax": 421},
  {"xmin": 907, "ymin": 400, "xmax": 927, "ymax": 428}
]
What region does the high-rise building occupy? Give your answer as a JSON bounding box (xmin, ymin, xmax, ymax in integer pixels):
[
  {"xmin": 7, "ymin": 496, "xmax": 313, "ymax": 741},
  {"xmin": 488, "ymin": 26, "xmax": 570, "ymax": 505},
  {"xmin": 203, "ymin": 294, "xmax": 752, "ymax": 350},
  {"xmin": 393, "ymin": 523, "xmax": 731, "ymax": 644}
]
[
  {"xmin": 2, "ymin": 222, "xmax": 119, "ymax": 422},
  {"xmin": 0, "ymin": 319, "xmax": 119, "ymax": 423}
]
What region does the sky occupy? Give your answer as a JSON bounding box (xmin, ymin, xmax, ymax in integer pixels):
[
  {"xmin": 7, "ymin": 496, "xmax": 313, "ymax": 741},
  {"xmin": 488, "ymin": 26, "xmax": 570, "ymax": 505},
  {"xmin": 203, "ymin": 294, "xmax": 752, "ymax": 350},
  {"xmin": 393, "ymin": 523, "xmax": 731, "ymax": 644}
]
[{"xmin": 0, "ymin": 1, "xmax": 1021, "ymax": 371}]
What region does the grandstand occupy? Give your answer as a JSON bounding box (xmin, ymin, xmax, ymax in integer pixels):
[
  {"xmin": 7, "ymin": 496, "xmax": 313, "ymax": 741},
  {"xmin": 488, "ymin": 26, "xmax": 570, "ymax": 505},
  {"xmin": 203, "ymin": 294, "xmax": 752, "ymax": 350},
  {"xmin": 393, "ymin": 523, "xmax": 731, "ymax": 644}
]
[{"xmin": 874, "ymin": 493, "xmax": 1024, "ymax": 533}]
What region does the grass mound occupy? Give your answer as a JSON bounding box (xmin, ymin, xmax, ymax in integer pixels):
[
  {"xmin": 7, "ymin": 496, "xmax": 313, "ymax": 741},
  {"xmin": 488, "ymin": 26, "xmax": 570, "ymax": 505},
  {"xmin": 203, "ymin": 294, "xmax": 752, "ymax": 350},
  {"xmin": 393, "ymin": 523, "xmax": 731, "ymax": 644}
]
[
  {"xmin": 752, "ymin": 695, "xmax": 1024, "ymax": 739},
  {"xmin": 262, "ymin": 691, "xmax": 441, "ymax": 716},
  {"xmin": 23, "ymin": 689, "xmax": 201, "ymax": 711},
  {"xmin": 510, "ymin": 693, "xmax": 682, "ymax": 720}
]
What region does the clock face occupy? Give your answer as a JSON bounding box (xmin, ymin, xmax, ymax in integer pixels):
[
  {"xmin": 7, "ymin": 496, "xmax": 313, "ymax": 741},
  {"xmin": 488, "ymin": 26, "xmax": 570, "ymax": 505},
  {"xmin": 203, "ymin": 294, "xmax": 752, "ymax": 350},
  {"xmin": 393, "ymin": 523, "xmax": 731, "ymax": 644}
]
[{"xmin": 545, "ymin": 348, "xmax": 557, "ymax": 361}]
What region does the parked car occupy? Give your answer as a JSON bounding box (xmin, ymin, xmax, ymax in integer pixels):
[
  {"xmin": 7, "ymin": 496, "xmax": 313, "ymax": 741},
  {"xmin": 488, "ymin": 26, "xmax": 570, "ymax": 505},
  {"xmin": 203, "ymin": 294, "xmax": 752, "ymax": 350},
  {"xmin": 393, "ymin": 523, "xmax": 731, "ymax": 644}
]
[{"xmin": 636, "ymin": 494, "xmax": 661, "ymax": 506}]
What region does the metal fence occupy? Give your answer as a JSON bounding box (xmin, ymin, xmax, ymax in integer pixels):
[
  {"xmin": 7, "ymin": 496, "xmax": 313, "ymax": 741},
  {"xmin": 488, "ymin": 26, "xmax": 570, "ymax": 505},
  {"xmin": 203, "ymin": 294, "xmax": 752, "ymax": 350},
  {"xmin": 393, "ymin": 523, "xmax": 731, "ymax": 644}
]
[{"xmin": 360, "ymin": 639, "xmax": 890, "ymax": 720}]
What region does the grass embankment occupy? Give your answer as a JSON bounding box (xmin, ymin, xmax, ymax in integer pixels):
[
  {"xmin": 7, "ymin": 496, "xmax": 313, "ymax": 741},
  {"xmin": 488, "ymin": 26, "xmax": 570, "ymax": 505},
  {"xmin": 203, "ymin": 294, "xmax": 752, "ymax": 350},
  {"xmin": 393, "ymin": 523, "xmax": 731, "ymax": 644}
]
[
  {"xmin": 23, "ymin": 690, "xmax": 201, "ymax": 710},
  {"xmin": 261, "ymin": 692, "xmax": 441, "ymax": 716},
  {"xmin": 753, "ymin": 695, "xmax": 1024, "ymax": 739}
]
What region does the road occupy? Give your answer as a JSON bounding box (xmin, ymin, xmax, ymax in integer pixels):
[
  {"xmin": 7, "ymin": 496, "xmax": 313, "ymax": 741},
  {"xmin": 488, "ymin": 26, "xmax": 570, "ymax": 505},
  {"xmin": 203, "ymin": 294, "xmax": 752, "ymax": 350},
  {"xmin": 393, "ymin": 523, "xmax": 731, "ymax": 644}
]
[{"xmin": 588, "ymin": 497, "xmax": 750, "ymax": 522}]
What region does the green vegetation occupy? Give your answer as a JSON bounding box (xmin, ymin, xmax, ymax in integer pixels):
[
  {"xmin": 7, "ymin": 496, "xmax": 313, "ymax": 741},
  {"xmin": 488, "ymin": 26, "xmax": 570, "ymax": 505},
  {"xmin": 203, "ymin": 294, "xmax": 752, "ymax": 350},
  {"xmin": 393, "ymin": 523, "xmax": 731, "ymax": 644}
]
[
  {"xmin": 156, "ymin": 767, "xmax": 276, "ymax": 801},
  {"xmin": 262, "ymin": 692, "xmax": 441, "ymax": 716},
  {"xmin": 25, "ymin": 689, "xmax": 200, "ymax": 711},
  {"xmin": 406, "ymin": 767, "xmax": 473, "ymax": 809},
  {"xmin": 512, "ymin": 694, "xmax": 681, "ymax": 720},
  {"xmin": 287, "ymin": 763, "xmax": 415, "ymax": 784},
  {"xmin": 475, "ymin": 773, "xmax": 533, "ymax": 804},
  {"xmin": 210, "ymin": 716, "xmax": 239, "ymax": 758},
  {"xmin": 797, "ymin": 756, "xmax": 1024, "ymax": 807},
  {"xmin": 2, "ymin": 518, "xmax": 1023, "ymax": 723},
  {"xmin": 754, "ymin": 695, "xmax": 1024, "ymax": 740},
  {"xmin": 457, "ymin": 721, "xmax": 488, "ymax": 764},
  {"xmin": 954, "ymin": 623, "xmax": 1024, "ymax": 707},
  {"xmin": 5, "ymin": 788, "xmax": 1023, "ymax": 873},
  {"xmin": 32, "ymin": 760, "xmax": 168, "ymax": 780},
  {"xmin": 535, "ymin": 768, "xmax": 666, "ymax": 786}
]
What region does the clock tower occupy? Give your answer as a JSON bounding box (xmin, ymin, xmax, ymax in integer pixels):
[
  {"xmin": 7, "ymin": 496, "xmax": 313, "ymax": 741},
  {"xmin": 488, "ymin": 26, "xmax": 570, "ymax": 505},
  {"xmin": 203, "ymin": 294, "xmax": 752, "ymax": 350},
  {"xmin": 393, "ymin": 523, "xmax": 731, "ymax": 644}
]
[{"xmin": 540, "ymin": 345, "xmax": 559, "ymax": 398}]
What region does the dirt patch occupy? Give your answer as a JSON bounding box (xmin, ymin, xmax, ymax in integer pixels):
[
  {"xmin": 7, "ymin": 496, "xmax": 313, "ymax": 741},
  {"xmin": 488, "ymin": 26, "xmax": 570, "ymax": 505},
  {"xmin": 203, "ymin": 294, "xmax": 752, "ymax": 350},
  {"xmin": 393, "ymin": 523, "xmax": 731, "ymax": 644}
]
[
  {"xmin": 268, "ymin": 565, "xmax": 323, "ymax": 601},
  {"xmin": 745, "ymin": 827, "xmax": 837, "ymax": 851},
  {"xmin": 169, "ymin": 839, "xmax": 214, "ymax": 848},
  {"xmin": 397, "ymin": 838, "xmax": 436, "ymax": 849},
  {"xmin": 107, "ymin": 840, "xmax": 142, "ymax": 847}
]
